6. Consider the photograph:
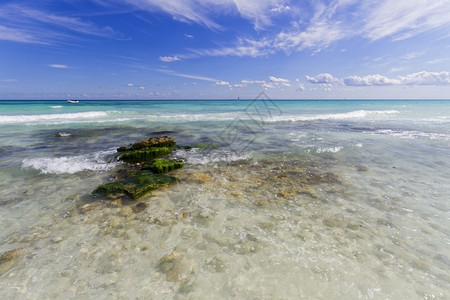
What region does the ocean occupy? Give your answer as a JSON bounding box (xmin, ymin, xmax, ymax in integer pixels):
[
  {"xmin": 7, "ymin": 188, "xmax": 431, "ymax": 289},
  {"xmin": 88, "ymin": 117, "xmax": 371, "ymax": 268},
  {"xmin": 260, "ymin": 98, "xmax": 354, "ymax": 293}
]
[{"xmin": 0, "ymin": 98, "xmax": 449, "ymax": 299}]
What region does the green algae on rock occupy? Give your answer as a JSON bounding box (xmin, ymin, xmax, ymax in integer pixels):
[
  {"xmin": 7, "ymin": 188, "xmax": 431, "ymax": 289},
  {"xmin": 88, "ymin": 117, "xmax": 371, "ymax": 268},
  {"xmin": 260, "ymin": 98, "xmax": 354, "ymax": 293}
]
[
  {"xmin": 130, "ymin": 136, "xmax": 176, "ymax": 150},
  {"xmin": 93, "ymin": 171, "xmax": 177, "ymax": 199},
  {"xmin": 93, "ymin": 136, "xmax": 184, "ymax": 200},
  {"xmin": 119, "ymin": 147, "xmax": 171, "ymax": 163},
  {"xmin": 142, "ymin": 158, "xmax": 184, "ymax": 174}
]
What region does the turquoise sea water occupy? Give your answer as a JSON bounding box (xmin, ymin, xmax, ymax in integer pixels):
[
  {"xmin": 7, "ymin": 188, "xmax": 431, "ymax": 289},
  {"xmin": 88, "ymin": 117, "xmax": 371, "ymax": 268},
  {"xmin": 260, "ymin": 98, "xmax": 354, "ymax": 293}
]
[{"xmin": 0, "ymin": 99, "xmax": 449, "ymax": 299}]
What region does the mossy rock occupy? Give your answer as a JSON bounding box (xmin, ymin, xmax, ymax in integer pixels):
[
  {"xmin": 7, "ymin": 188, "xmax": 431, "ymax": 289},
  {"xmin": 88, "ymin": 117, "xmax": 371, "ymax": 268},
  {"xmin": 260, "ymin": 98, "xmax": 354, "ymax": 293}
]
[
  {"xmin": 131, "ymin": 136, "xmax": 176, "ymax": 150},
  {"xmin": 119, "ymin": 147, "xmax": 171, "ymax": 163},
  {"xmin": 93, "ymin": 171, "xmax": 177, "ymax": 199},
  {"xmin": 117, "ymin": 146, "xmax": 131, "ymax": 152},
  {"xmin": 142, "ymin": 158, "xmax": 184, "ymax": 174}
]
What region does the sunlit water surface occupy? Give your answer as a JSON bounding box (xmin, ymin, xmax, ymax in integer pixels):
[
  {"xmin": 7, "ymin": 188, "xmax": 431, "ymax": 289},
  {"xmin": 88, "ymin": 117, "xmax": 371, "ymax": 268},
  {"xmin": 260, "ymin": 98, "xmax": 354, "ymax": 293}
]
[{"xmin": 0, "ymin": 100, "xmax": 449, "ymax": 299}]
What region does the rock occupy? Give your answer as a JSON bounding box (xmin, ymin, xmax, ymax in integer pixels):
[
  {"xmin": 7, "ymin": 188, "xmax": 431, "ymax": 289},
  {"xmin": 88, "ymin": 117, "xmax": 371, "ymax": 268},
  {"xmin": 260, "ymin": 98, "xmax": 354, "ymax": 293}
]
[
  {"xmin": 130, "ymin": 136, "xmax": 176, "ymax": 150},
  {"xmin": 301, "ymin": 171, "xmax": 339, "ymax": 184},
  {"xmin": 119, "ymin": 147, "xmax": 171, "ymax": 163},
  {"xmin": 93, "ymin": 171, "xmax": 177, "ymax": 200},
  {"xmin": 299, "ymin": 185, "xmax": 316, "ymax": 197},
  {"xmin": 52, "ymin": 237, "xmax": 63, "ymax": 243},
  {"xmin": 117, "ymin": 146, "xmax": 131, "ymax": 152},
  {"xmin": 254, "ymin": 199, "xmax": 269, "ymax": 207},
  {"xmin": 142, "ymin": 158, "xmax": 183, "ymax": 174},
  {"xmin": 94, "ymin": 136, "xmax": 185, "ymax": 201},
  {"xmin": 190, "ymin": 173, "xmax": 211, "ymax": 184},
  {"xmin": 119, "ymin": 206, "xmax": 133, "ymax": 217},
  {"xmin": 157, "ymin": 251, "xmax": 186, "ymax": 282},
  {"xmin": 132, "ymin": 202, "xmax": 148, "ymax": 213},
  {"xmin": 79, "ymin": 203, "xmax": 97, "ymax": 213},
  {"xmin": 206, "ymin": 256, "xmax": 227, "ymax": 273},
  {"xmin": 0, "ymin": 248, "xmax": 24, "ymax": 275},
  {"xmin": 110, "ymin": 199, "xmax": 123, "ymax": 207}
]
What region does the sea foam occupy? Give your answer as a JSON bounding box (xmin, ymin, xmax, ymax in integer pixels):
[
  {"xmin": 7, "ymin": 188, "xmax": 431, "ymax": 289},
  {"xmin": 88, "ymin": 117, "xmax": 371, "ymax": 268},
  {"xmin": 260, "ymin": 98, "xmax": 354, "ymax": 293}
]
[
  {"xmin": 22, "ymin": 149, "xmax": 119, "ymax": 174},
  {"xmin": 267, "ymin": 110, "xmax": 399, "ymax": 122},
  {"xmin": 173, "ymin": 148, "xmax": 251, "ymax": 165},
  {"xmin": 0, "ymin": 111, "xmax": 109, "ymax": 125}
]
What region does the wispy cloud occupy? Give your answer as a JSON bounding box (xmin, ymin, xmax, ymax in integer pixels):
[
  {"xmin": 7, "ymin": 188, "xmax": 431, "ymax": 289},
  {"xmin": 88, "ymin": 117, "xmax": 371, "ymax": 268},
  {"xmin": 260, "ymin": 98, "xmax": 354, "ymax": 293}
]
[
  {"xmin": 159, "ymin": 56, "xmax": 181, "ymax": 62},
  {"xmin": 176, "ymin": 0, "xmax": 450, "ymax": 58},
  {"xmin": 361, "ymin": 0, "xmax": 450, "ymax": 41},
  {"xmin": 158, "ymin": 69, "xmax": 219, "ymax": 82},
  {"xmin": 48, "ymin": 64, "xmax": 69, "ymax": 69},
  {"xmin": 118, "ymin": 0, "xmax": 290, "ymax": 30},
  {"xmin": 0, "ymin": 3, "xmax": 122, "ymax": 44}
]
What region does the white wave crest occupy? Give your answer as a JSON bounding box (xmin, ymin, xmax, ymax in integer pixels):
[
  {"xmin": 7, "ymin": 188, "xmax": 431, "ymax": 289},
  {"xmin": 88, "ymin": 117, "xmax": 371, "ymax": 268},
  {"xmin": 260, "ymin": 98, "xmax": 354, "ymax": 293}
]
[
  {"xmin": 173, "ymin": 148, "xmax": 251, "ymax": 165},
  {"xmin": 316, "ymin": 146, "xmax": 343, "ymax": 153},
  {"xmin": 374, "ymin": 129, "xmax": 449, "ymax": 141},
  {"xmin": 0, "ymin": 111, "xmax": 109, "ymax": 125},
  {"xmin": 268, "ymin": 110, "xmax": 399, "ymax": 122},
  {"xmin": 22, "ymin": 149, "xmax": 119, "ymax": 174},
  {"xmin": 149, "ymin": 110, "xmax": 399, "ymax": 123}
]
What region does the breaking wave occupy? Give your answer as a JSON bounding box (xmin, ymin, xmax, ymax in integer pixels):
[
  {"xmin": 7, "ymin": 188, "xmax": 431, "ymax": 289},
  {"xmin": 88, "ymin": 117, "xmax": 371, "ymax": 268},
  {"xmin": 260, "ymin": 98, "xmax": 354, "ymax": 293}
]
[
  {"xmin": 22, "ymin": 149, "xmax": 119, "ymax": 174},
  {"xmin": 0, "ymin": 111, "xmax": 110, "ymax": 125},
  {"xmin": 172, "ymin": 148, "xmax": 251, "ymax": 165}
]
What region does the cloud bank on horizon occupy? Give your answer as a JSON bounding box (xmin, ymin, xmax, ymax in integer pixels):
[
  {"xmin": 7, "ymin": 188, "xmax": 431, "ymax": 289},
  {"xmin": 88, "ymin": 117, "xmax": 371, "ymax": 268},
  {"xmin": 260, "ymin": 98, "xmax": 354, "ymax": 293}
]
[{"xmin": 1, "ymin": 0, "xmax": 450, "ymax": 99}]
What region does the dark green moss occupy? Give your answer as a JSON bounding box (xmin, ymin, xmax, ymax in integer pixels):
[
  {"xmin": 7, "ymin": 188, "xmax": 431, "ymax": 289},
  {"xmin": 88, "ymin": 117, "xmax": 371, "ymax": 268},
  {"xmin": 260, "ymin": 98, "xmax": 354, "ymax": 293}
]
[
  {"xmin": 131, "ymin": 136, "xmax": 176, "ymax": 150},
  {"xmin": 117, "ymin": 146, "xmax": 131, "ymax": 152},
  {"xmin": 142, "ymin": 158, "xmax": 184, "ymax": 174},
  {"xmin": 119, "ymin": 147, "xmax": 171, "ymax": 163},
  {"xmin": 93, "ymin": 171, "xmax": 177, "ymax": 199}
]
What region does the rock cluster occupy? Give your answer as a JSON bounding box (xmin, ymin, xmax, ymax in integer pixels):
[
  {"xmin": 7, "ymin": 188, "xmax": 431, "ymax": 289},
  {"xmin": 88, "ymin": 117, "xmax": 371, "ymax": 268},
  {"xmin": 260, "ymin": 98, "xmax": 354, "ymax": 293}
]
[{"xmin": 93, "ymin": 136, "xmax": 183, "ymax": 200}]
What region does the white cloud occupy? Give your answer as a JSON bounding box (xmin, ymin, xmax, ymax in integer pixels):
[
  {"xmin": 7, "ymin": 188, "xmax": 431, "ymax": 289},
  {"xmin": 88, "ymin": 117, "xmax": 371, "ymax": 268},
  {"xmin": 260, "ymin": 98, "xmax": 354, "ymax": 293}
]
[
  {"xmin": 271, "ymin": 4, "xmax": 290, "ymax": 13},
  {"xmin": 159, "ymin": 56, "xmax": 181, "ymax": 62},
  {"xmin": 297, "ymin": 83, "xmax": 305, "ymax": 91},
  {"xmin": 48, "ymin": 64, "xmax": 68, "ymax": 69},
  {"xmin": 269, "ymin": 76, "xmax": 291, "ymax": 86},
  {"xmin": 313, "ymin": 71, "xmax": 450, "ymax": 87},
  {"xmin": 344, "ymin": 74, "xmax": 401, "ymax": 86},
  {"xmin": 215, "ymin": 81, "xmax": 230, "ymax": 86},
  {"xmin": 399, "ymin": 71, "xmax": 450, "ymax": 85},
  {"xmin": 184, "ymin": 33, "xmax": 194, "ymax": 38},
  {"xmin": 127, "ymin": 83, "xmax": 134, "ymax": 87},
  {"xmin": 306, "ymin": 73, "xmax": 341, "ymax": 84}
]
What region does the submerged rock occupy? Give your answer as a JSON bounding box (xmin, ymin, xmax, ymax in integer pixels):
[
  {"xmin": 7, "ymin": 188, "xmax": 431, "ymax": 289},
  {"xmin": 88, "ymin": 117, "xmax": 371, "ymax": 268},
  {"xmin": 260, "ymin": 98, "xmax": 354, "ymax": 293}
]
[
  {"xmin": 132, "ymin": 202, "xmax": 148, "ymax": 213},
  {"xmin": 157, "ymin": 251, "xmax": 187, "ymax": 282},
  {"xmin": 0, "ymin": 248, "xmax": 24, "ymax": 275},
  {"xmin": 93, "ymin": 171, "xmax": 177, "ymax": 200}
]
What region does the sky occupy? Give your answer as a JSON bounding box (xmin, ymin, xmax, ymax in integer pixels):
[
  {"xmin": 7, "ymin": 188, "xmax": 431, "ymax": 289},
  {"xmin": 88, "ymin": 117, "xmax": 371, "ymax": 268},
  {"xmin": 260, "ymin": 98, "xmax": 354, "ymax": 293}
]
[{"xmin": 1, "ymin": 0, "xmax": 450, "ymax": 99}]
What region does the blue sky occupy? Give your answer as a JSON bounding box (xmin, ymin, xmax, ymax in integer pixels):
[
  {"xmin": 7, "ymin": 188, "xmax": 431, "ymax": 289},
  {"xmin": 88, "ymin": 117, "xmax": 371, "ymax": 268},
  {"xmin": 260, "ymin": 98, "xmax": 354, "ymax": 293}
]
[{"xmin": 1, "ymin": 0, "xmax": 450, "ymax": 99}]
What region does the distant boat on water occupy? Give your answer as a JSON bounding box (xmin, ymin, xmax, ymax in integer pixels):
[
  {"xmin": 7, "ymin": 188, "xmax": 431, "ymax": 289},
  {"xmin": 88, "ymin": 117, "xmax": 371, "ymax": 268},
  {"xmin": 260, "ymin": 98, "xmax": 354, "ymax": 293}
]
[{"xmin": 67, "ymin": 99, "xmax": 79, "ymax": 103}]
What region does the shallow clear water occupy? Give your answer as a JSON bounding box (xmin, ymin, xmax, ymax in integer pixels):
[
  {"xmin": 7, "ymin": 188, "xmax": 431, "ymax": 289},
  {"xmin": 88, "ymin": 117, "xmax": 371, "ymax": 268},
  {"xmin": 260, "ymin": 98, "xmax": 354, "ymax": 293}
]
[{"xmin": 0, "ymin": 99, "xmax": 449, "ymax": 299}]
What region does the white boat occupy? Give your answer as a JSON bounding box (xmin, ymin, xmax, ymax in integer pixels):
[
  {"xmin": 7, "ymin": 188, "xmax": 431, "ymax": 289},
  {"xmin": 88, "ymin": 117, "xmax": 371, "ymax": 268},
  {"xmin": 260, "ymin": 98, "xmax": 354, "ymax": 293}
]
[{"xmin": 67, "ymin": 99, "xmax": 79, "ymax": 103}]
